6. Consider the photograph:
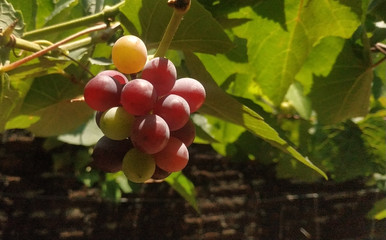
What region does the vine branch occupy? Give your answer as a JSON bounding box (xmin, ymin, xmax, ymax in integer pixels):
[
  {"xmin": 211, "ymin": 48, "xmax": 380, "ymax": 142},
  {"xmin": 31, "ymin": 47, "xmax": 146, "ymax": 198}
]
[
  {"xmin": 370, "ymin": 43, "xmax": 386, "ymax": 69},
  {"xmin": 0, "ymin": 23, "xmax": 110, "ymax": 73},
  {"xmin": 23, "ymin": 2, "xmax": 124, "ymax": 39}
]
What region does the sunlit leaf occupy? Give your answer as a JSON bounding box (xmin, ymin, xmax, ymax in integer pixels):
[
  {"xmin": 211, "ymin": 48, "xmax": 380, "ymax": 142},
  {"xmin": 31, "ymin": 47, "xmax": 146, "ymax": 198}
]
[
  {"xmin": 0, "ymin": 73, "xmax": 20, "ymax": 131},
  {"xmin": 165, "ymin": 172, "xmax": 199, "ymax": 213},
  {"xmin": 184, "ymin": 51, "xmax": 327, "ymax": 179},
  {"xmin": 309, "ymin": 41, "xmax": 373, "ymax": 124},
  {"xmin": 120, "ymin": 0, "xmax": 233, "ymax": 54},
  {"xmin": 58, "ymin": 113, "xmax": 103, "ymax": 146},
  {"xmin": 219, "ymin": 0, "xmax": 362, "ymax": 105},
  {"xmin": 367, "ymin": 198, "xmax": 386, "ymax": 220},
  {"xmin": 18, "ymin": 73, "xmax": 93, "ymax": 136},
  {"xmin": 0, "ymin": 0, "xmax": 25, "ymax": 64}
]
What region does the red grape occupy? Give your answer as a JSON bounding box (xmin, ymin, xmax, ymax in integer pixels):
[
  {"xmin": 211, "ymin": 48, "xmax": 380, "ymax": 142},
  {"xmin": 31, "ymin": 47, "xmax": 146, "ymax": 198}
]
[
  {"xmin": 141, "ymin": 57, "xmax": 177, "ymax": 96},
  {"xmin": 97, "ymin": 70, "xmax": 129, "ymax": 85},
  {"xmin": 153, "ymin": 137, "xmax": 189, "ymax": 172},
  {"xmin": 153, "ymin": 94, "xmax": 190, "ymax": 131},
  {"xmin": 95, "ymin": 111, "xmax": 103, "ymax": 127},
  {"xmin": 84, "ymin": 74, "xmax": 124, "ymax": 111},
  {"xmin": 91, "ymin": 136, "xmax": 133, "ymax": 173},
  {"xmin": 151, "ymin": 166, "xmax": 171, "ymax": 180},
  {"xmin": 131, "ymin": 114, "xmax": 170, "ymax": 154},
  {"xmin": 169, "ymin": 78, "xmax": 206, "ymax": 113},
  {"xmin": 120, "ymin": 79, "xmax": 157, "ymax": 115},
  {"xmin": 170, "ymin": 118, "xmax": 195, "ymax": 147}
]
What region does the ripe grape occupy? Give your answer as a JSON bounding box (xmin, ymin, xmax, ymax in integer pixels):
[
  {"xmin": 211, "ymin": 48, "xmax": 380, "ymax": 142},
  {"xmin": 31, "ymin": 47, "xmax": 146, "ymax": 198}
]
[
  {"xmin": 120, "ymin": 79, "xmax": 157, "ymax": 116},
  {"xmin": 151, "ymin": 166, "xmax": 171, "ymax": 180},
  {"xmin": 170, "ymin": 77, "xmax": 206, "ymax": 113},
  {"xmin": 91, "ymin": 136, "xmax": 133, "ymax": 173},
  {"xmin": 153, "ymin": 137, "xmax": 189, "ymax": 172},
  {"xmin": 131, "ymin": 114, "xmax": 170, "ymax": 154},
  {"xmin": 141, "ymin": 57, "xmax": 177, "ymax": 96},
  {"xmin": 153, "ymin": 94, "xmax": 190, "ymax": 131},
  {"xmin": 97, "ymin": 70, "xmax": 129, "ymax": 85},
  {"xmin": 99, "ymin": 106, "xmax": 135, "ymax": 140},
  {"xmin": 122, "ymin": 148, "xmax": 156, "ymax": 183},
  {"xmin": 170, "ymin": 118, "xmax": 195, "ymax": 147},
  {"xmin": 95, "ymin": 111, "xmax": 103, "ymax": 127},
  {"xmin": 111, "ymin": 35, "xmax": 148, "ymax": 74},
  {"xmin": 84, "ymin": 74, "xmax": 124, "ymax": 111}
]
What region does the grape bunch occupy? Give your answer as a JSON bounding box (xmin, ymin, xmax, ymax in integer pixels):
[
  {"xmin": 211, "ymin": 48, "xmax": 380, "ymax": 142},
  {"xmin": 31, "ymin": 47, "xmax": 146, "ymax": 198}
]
[{"xmin": 83, "ymin": 35, "xmax": 206, "ymax": 183}]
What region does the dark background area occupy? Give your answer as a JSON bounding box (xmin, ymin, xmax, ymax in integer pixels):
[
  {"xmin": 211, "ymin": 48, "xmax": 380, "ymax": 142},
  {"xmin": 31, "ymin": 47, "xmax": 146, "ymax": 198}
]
[{"xmin": 0, "ymin": 130, "xmax": 385, "ymax": 240}]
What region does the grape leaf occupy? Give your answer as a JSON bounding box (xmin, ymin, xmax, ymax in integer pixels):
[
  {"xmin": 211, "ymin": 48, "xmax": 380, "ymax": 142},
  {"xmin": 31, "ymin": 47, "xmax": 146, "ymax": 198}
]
[
  {"xmin": 295, "ymin": 36, "xmax": 347, "ymax": 94},
  {"xmin": 359, "ymin": 113, "xmax": 386, "ymax": 165},
  {"xmin": 120, "ymin": 0, "xmax": 233, "ymax": 54},
  {"xmin": 35, "ymin": 0, "xmax": 55, "ymax": 30},
  {"xmin": 218, "ymin": 0, "xmax": 362, "ymax": 105},
  {"xmin": 165, "ymin": 172, "xmax": 199, "ymax": 213},
  {"xmin": 58, "ymin": 113, "xmax": 104, "ymax": 146},
  {"xmin": 367, "ymin": 198, "xmax": 386, "ymax": 220},
  {"xmin": 184, "ymin": 51, "xmax": 327, "ymax": 179},
  {"xmin": 5, "ymin": 0, "xmax": 36, "ymax": 31},
  {"xmin": 16, "ymin": 73, "xmax": 93, "ymax": 136},
  {"xmin": 0, "ymin": 73, "xmax": 20, "ymax": 131},
  {"xmin": 309, "ymin": 40, "xmax": 373, "ymax": 124},
  {"xmin": 285, "ymin": 82, "xmax": 312, "ymax": 120},
  {"xmin": 0, "ymin": 0, "xmax": 25, "ymax": 65}
]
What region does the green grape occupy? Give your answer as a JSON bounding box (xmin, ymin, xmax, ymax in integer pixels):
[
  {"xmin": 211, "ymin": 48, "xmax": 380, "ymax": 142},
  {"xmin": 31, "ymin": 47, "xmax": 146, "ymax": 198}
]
[
  {"xmin": 122, "ymin": 148, "xmax": 156, "ymax": 183},
  {"xmin": 99, "ymin": 106, "xmax": 135, "ymax": 140}
]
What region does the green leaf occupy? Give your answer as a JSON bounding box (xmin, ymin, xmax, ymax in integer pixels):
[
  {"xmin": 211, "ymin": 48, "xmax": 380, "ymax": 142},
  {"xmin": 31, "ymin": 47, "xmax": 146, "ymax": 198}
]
[
  {"xmin": 369, "ymin": 0, "xmax": 386, "ymax": 21},
  {"xmin": 285, "ymin": 82, "xmax": 312, "ymax": 120},
  {"xmin": 5, "ymin": 114, "xmax": 40, "ymax": 129},
  {"xmin": 35, "ymin": 0, "xmax": 55, "ymax": 29},
  {"xmin": 295, "ymin": 36, "xmax": 347, "ymax": 94},
  {"xmin": 6, "ymin": 0, "xmax": 36, "ymax": 31},
  {"xmin": 0, "ymin": 0, "xmax": 25, "ymax": 64},
  {"xmin": 203, "ymin": 114, "xmax": 245, "ymax": 156},
  {"xmin": 0, "ymin": 73, "xmax": 20, "ymax": 131},
  {"xmin": 78, "ymin": 169, "xmax": 100, "ymax": 187},
  {"xmin": 165, "ymin": 172, "xmax": 199, "ymax": 213},
  {"xmin": 225, "ymin": 0, "xmax": 362, "ymax": 105},
  {"xmin": 309, "ymin": 41, "xmax": 373, "ymax": 124},
  {"xmin": 367, "ymin": 198, "xmax": 386, "ymax": 220},
  {"xmin": 120, "ymin": 0, "xmax": 233, "ymax": 54},
  {"xmin": 102, "ymin": 179, "xmax": 122, "ymax": 202},
  {"xmin": 45, "ymin": 0, "xmax": 78, "ymax": 24},
  {"xmin": 57, "ymin": 113, "xmax": 104, "ymax": 146},
  {"xmin": 17, "ymin": 73, "xmax": 93, "ymax": 136},
  {"xmin": 184, "ymin": 51, "xmax": 327, "ymax": 179},
  {"xmin": 313, "ymin": 121, "xmax": 375, "ymax": 182},
  {"xmin": 359, "ymin": 113, "xmax": 386, "ymax": 165},
  {"xmin": 115, "ymin": 172, "xmax": 132, "ymax": 194}
]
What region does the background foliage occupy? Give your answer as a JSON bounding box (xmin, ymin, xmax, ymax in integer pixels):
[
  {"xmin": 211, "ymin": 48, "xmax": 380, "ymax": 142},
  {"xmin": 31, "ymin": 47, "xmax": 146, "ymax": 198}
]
[{"xmin": 1, "ymin": 0, "xmax": 385, "ymax": 216}]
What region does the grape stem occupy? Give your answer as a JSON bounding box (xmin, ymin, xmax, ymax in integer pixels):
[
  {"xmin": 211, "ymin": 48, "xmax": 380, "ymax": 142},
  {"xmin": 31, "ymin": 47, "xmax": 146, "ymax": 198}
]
[
  {"xmin": 23, "ymin": 2, "xmax": 124, "ymax": 39},
  {"xmin": 0, "ymin": 23, "xmax": 109, "ymax": 73},
  {"xmin": 153, "ymin": 0, "xmax": 191, "ymax": 58}
]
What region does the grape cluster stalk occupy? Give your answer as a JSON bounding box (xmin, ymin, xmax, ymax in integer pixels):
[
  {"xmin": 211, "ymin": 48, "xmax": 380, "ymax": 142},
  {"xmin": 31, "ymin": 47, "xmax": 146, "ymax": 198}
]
[{"xmin": 84, "ymin": 35, "xmax": 206, "ymax": 183}]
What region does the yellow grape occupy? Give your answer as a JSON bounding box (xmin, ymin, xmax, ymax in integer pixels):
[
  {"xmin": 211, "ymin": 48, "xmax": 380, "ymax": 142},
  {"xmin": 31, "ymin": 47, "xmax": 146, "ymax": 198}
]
[
  {"xmin": 99, "ymin": 107, "xmax": 135, "ymax": 140},
  {"xmin": 122, "ymin": 148, "xmax": 156, "ymax": 183},
  {"xmin": 112, "ymin": 35, "xmax": 147, "ymax": 74}
]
